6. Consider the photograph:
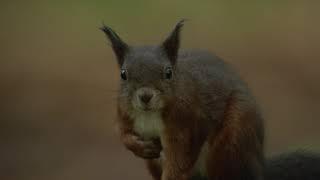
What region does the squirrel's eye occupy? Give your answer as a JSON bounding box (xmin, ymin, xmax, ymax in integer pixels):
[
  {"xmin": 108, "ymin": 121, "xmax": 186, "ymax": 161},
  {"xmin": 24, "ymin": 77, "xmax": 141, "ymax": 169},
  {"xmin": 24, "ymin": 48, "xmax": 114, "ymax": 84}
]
[
  {"xmin": 165, "ymin": 67, "xmax": 173, "ymax": 80},
  {"xmin": 120, "ymin": 69, "xmax": 127, "ymax": 80}
]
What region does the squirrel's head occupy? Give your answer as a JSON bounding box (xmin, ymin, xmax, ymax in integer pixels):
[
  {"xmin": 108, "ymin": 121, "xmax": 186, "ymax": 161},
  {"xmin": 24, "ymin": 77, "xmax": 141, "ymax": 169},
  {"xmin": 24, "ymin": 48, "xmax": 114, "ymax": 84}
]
[{"xmin": 101, "ymin": 20, "xmax": 184, "ymax": 112}]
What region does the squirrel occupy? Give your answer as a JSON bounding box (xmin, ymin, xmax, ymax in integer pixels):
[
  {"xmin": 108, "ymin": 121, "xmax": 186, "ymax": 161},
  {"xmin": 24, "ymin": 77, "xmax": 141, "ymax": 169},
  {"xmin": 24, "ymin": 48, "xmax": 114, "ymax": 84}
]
[
  {"xmin": 101, "ymin": 20, "xmax": 320, "ymax": 180},
  {"xmin": 101, "ymin": 20, "xmax": 264, "ymax": 180}
]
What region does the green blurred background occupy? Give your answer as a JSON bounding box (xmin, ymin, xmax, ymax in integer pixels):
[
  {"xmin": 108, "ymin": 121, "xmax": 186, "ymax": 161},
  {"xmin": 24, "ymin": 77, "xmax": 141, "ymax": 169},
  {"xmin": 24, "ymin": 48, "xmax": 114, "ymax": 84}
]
[{"xmin": 1, "ymin": 0, "xmax": 319, "ymax": 179}]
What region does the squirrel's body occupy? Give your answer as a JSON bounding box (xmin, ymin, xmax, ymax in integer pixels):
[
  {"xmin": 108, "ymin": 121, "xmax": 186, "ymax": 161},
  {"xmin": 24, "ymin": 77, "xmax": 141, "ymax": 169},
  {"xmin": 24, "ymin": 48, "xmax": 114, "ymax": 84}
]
[
  {"xmin": 127, "ymin": 50, "xmax": 264, "ymax": 178},
  {"xmin": 101, "ymin": 20, "xmax": 319, "ymax": 180}
]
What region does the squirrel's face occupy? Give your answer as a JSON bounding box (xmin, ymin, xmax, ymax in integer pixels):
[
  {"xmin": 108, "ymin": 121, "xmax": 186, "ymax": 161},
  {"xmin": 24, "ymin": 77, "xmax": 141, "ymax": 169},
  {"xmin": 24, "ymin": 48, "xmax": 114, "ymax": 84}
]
[
  {"xmin": 101, "ymin": 20, "xmax": 185, "ymax": 112},
  {"xmin": 119, "ymin": 46, "xmax": 174, "ymax": 111}
]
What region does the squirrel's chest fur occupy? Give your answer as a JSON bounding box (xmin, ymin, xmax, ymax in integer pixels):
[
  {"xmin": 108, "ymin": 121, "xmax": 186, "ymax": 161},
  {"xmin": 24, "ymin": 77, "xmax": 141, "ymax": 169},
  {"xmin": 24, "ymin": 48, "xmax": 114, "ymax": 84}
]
[{"xmin": 130, "ymin": 110, "xmax": 165, "ymax": 139}]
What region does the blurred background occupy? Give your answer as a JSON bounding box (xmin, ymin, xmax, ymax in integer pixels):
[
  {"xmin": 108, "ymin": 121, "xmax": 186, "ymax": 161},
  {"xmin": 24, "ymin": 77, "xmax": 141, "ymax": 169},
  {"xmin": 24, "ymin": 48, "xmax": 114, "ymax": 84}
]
[{"xmin": 1, "ymin": 0, "xmax": 319, "ymax": 179}]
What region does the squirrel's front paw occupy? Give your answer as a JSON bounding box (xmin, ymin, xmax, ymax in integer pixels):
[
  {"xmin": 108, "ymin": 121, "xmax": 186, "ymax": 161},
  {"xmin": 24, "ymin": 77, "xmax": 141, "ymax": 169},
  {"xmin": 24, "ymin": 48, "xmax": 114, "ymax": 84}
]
[{"xmin": 123, "ymin": 135, "xmax": 162, "ymax": 159}]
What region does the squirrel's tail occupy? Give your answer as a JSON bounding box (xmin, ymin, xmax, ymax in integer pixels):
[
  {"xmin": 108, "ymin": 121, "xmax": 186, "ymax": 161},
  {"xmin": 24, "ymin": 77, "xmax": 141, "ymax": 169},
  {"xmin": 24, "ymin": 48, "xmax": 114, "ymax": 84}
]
[
  {"xmin": 265, "ymin": 151, "xmax": 320, "ymax": 180},
  {"xmin": 190, "ymin": 151, "xmax": 320, "ymax": 180}
]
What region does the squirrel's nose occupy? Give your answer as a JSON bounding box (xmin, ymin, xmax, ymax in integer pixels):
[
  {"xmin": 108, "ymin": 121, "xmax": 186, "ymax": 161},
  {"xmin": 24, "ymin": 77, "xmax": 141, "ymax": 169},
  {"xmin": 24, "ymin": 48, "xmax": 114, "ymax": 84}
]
[{"xmin": 139, "ymin": 93, "xmax": 153, "ymax": 104}]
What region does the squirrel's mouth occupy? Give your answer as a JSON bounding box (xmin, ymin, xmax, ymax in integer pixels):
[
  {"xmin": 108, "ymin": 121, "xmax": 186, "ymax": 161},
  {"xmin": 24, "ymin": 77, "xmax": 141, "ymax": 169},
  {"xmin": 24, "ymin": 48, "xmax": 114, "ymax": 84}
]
[{"xmin": 135, "ymin": 105, "xmax": 153, "ymax": 112}]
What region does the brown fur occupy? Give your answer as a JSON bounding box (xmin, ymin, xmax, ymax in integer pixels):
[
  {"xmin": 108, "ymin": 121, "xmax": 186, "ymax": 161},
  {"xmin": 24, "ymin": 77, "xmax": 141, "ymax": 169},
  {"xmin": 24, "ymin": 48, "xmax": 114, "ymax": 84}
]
[
  {"xmin": 206, "ymin": 92, "xmax": 264, "ymax": 180},
  {"xmin": 146, "ymin": 159, "xmax": 162, "ymax": 180},
  {"xmin": 142, "ymin": 92, "xmax": 264, "ymax": 180},
  {"xmin": 159, "ymin": 97, "xmax": 207, "ymax": 180}
]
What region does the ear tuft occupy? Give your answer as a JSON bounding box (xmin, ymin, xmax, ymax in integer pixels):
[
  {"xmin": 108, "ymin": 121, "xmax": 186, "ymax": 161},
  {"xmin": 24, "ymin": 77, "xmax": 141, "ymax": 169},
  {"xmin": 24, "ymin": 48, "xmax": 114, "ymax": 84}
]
[
  {"xmin": 100, "ymin": 23, "xmax": 129, "ymax": 66},
  {"xmin": 161, "ymin": 19, "xmax": 186, "ymax": 64}
]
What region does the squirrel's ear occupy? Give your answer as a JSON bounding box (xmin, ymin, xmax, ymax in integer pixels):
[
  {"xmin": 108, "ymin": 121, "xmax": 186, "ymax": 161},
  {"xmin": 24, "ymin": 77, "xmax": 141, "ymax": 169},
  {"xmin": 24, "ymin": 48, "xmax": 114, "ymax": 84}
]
[
  {"xmin": 100, "ymin": 24, "xmax": 129, "ymax": 66},
  {"xmin": 161, "ymin": 20, "xmax": 185, "ymax": 64}
]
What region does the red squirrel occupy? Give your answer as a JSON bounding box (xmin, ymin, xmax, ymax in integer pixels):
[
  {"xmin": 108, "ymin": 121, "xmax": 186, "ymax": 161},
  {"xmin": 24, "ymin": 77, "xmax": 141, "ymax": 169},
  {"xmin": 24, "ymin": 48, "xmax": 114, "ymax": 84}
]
[{"xmin": 101, "ymin": 20, "xmax": 265, "ymax": 180}]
